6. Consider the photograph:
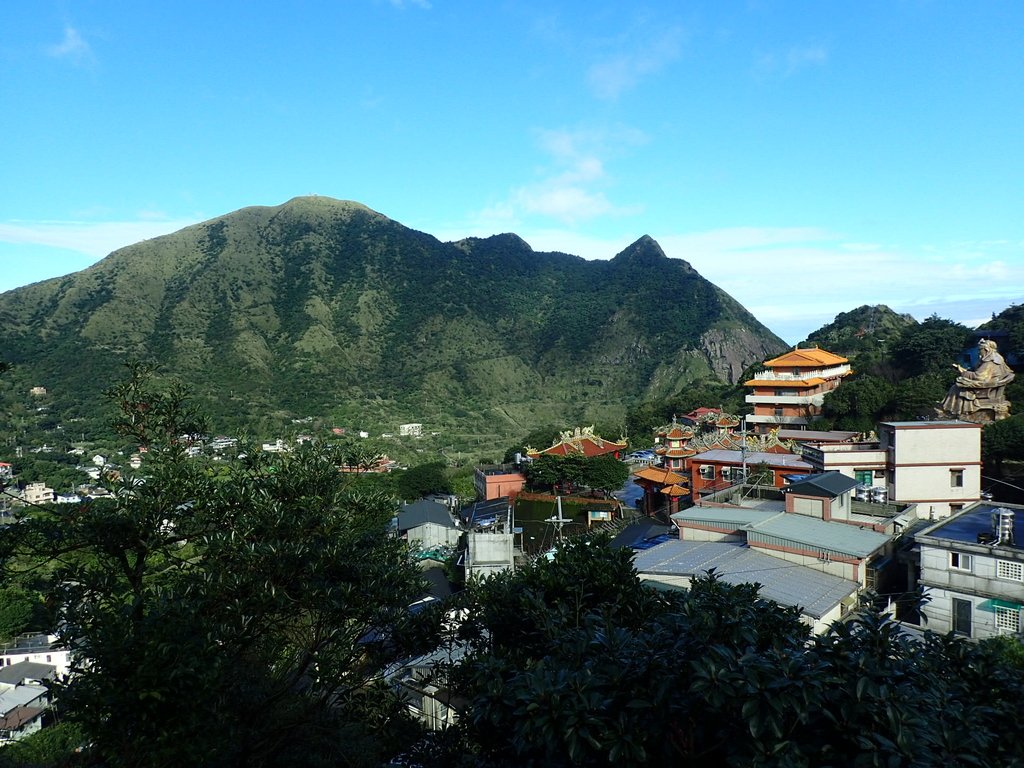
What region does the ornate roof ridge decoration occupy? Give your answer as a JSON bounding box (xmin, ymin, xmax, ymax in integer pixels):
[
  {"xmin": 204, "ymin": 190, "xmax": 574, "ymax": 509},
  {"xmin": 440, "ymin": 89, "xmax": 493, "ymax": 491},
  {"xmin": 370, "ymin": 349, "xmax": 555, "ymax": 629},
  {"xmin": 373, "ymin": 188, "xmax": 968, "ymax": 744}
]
[{"xmin": 527, "ymin": 425, "xmax": 627, "ymax": 458}]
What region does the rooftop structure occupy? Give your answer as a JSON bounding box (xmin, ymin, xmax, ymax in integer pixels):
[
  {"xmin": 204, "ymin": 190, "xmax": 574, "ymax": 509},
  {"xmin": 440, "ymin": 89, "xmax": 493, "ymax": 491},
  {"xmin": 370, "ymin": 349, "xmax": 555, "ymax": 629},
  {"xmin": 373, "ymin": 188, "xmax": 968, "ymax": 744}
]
[
  {"xmin": 633, "ymin": 540, "xmax": 859, "ymax": 633},
  {"xmin": 744, "ymin": 346, "xmax": 851, "ymax": 432},
  {"xmin": 526, "ymin": 426, "xmax": 627, "ymax": 460},
  {"xmin": 914, "ymin": 502, "xmax": 1024, "ymax": 638}
]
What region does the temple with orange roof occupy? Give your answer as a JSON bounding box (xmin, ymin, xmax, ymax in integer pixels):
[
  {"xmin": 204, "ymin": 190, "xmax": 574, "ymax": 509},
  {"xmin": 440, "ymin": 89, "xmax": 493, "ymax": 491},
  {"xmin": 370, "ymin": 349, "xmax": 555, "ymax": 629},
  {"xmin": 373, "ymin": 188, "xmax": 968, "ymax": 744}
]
[
  {"xmin": 526, "ymin": 426, "xmax": 627, "ymax": 460},
  {"xmin": 744, "ymin": 346, "xmax": 851, "ymax": 433},
  {"xmin": 632, "ymin": 465, "xmax": 689, "ymax": 515}
]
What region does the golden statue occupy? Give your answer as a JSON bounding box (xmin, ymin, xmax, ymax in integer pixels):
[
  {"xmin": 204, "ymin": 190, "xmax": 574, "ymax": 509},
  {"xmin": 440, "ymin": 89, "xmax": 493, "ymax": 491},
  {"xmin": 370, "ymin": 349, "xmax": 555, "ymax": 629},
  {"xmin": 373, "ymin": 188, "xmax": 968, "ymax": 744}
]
[{"xmin": 939, "ymin": 338, "xmax": 1014, "ymax": 422}]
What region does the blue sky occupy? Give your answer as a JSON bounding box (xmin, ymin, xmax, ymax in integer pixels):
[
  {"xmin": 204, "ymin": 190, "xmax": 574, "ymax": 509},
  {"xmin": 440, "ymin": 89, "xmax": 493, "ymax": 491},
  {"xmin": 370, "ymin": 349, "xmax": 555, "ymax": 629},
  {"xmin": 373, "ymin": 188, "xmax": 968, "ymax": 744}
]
[{"xmin": 2, "ymin": 1, "xmax": 1022, "ymax": 343}]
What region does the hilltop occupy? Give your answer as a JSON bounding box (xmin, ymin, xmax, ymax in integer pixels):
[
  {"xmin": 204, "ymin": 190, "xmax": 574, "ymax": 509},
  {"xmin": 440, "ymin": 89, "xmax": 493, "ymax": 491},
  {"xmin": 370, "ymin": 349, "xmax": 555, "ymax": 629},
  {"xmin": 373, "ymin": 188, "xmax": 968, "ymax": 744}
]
[{"xmin": 0, "ymin": 197, "xmax": 786, "ymax": 441}]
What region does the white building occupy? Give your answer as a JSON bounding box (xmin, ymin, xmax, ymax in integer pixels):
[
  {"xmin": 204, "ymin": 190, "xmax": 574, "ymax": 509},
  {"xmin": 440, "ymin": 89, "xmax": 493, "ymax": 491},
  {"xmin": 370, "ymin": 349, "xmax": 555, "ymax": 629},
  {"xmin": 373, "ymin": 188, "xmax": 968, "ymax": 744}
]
[
  {"xmin": 21, "ymin": 483, "xmax": 54, "ymax": 506},
  {"xmin": 399, "ymin": 423, "xmax": 423, "ymax": 438},
  {"xmin": 800, "ymin": 421, "xmax": 981, "ymax": 519},
  {"xmin": 915, "ymin": 503, "xmax": 1024, "ymax": 639}
]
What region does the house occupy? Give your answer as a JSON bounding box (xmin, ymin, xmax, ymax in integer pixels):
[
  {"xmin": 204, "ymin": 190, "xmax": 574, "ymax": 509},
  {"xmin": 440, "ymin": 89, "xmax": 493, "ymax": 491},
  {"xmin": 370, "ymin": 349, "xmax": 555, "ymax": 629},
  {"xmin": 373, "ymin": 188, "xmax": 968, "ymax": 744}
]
[
  {"xmin": 395, "ymin": 500, "xmax": 461, "ymax": 549},
  {"xmin": 914, "ymin": 502, "xmax": 1024, "ymax": 638},
  {"xmin": 526, "ymin": 426, "xmax": 627, "ymax": 460},
  {"xmin": 649, "ymin": 470, "xmax": 913, "ymax": 631},
  {"xmin": 689, "ymin": 449, "xmax": 812, "ymax": 497},
  {"xmin": 0, "ymin": 463, "xmax": 11, "ymax": 480},
  {"xmin": 399, "ymin": 423, "xmax": 423, "ymax": 438},
  {"xmin": 631, "ymin": 465, "xmax": 688, "ymax": 516},
  {"xmin": 0, "ymin": 682, "xmax": 48, "ymax": 744},
  {"xmin": 21, "ymin": 483, "xmax": 54, "ymax": 506},
  {"xmin": 799, "ymin": 421, "xmax": 981, "ymax": 518},
  {"xmin": 879, "ymin": 421, "xmax": 981, "ymax": 518},
  {"xmin": 634, "ymin": 539, "xmax": 861, "ymax": 634},
  {"xmin": 744, "ymin": 346, "xmax": 851, "ymax": 432},
  {"xmin": 0, "ymin": 635, "xmax": 70, "ymax": 678},
  {"xmin": 474, "ymin": 465, "xmax": 526, "ymax": 501}
]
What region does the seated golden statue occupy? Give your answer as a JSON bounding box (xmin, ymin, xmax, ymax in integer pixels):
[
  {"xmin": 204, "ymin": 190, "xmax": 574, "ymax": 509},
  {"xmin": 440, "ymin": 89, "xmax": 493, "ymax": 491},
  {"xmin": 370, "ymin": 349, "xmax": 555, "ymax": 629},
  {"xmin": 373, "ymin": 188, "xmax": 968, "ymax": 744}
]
[{"xmin": 939, "ymin": 338, "xmax": 1014, "ymax": 422}]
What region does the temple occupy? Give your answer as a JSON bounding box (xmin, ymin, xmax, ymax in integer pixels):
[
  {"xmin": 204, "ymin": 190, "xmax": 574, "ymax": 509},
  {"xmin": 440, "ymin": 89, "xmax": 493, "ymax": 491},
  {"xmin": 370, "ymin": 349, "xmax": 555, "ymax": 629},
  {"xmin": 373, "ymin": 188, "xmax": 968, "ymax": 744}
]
[
  {"xmin": 525, "ymin": 426, "xmax": 627, "ymax": 460},
  {"xmin": 744, "ymin": 346, "xmax": 851, "ymax": 432}
]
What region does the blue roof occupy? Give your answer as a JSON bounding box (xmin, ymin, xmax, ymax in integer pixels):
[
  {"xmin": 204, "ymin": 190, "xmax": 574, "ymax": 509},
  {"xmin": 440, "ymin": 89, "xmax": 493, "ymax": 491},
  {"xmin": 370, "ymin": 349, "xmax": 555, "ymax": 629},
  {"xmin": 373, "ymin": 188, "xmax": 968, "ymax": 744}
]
[{"xmin": 917, "ymin": 502, "xmax": 1024, "ymax": 550}]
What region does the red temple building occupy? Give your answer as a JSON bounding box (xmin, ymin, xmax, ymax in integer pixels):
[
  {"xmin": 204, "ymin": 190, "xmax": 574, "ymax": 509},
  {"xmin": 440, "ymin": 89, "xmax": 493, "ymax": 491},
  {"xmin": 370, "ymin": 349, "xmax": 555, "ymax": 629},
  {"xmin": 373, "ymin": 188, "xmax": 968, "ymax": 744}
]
[{"xmin": 526, "ymin": 426, "xmax": 627, "ymax": 460}]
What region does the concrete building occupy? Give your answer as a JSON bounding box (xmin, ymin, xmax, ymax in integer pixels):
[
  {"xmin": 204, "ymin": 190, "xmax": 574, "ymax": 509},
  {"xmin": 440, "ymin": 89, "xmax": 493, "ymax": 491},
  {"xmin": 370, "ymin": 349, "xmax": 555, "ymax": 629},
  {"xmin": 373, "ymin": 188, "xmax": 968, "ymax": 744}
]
[
  {"xmin": 879, "ymin": 421, "xmax": 981, "ymax": 519},
  {"xmin": 20, "ymin": 483, "xmax": 54, "ymax": 506},
  {"xmin": 744, "ymin": 347, "xmax": 851, "ymax": 432},
  {"xmin": 915, "ymin": 502, "xmax": 1024, "ymax": 638},
  {"xmin": 474, "ymin": 465, "xmax": 526, "ymax": 501},
  {"xmin": 399, "ymin": 423, "xmax": 423, "ymax": 438},
  {"xmin": 800, "ymin": 421, "xmax": 982, "ymax": 520}
]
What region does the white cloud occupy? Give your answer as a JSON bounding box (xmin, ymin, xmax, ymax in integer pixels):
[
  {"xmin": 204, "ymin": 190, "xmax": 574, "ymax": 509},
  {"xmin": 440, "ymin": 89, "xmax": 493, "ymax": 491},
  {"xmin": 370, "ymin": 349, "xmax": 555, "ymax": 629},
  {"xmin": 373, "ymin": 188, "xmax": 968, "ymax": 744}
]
[
  {"xmin": 0, "ymin": 217, "xmax": 202, "ymax": 258},
  {"xmin": 587, "ymin": 25, "xmax": 685, "ymax": 99},
  {"xmin": 480, "ymin": 125, "xmax": 646, "ymax": 225},
  {"xmin": 46, "ymin": 26, "xmax": 93, "ymax": 65}
]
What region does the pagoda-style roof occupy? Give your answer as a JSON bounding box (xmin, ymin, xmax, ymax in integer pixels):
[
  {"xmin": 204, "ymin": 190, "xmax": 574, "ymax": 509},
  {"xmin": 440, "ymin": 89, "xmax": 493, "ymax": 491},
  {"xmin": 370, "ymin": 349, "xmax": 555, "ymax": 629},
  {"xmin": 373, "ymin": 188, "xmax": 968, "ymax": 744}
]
[
  {"xmin": 762, "ymin": 347, "xmax": 848, "ymax": 368},
  {"xmin": 661, "ymin": 447, "xmax": 696, "ymax": 459},
  {"xmin": 660, "ymin": 484, "xmax": 689, "ymax": 497},
  {"xmin": 744, "ymin": 377, "xmax": 829, "ymax": 388},
  {"xmin": 633, "ymin": 466, "xmax": 687, "ymax": 485},
  {"xmin": 526, "ymin": 426, "xmax": 627, "ymax": 459}
]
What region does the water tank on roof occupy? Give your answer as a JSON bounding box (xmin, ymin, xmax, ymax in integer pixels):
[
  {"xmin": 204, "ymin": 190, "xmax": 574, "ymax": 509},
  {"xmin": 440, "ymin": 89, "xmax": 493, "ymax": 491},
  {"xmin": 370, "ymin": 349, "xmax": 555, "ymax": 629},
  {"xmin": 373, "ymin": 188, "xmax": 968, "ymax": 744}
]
[
  {"xmin": 993, "ymin": 508, "xmax": 1015, "ymax": 546},
  {"xmin": 855, "ymin": 486, "xmax": 870, "ymax": 502},
  {"xmin": 870, "ymin": 487, "xmax": 888, "ymax": 504}
]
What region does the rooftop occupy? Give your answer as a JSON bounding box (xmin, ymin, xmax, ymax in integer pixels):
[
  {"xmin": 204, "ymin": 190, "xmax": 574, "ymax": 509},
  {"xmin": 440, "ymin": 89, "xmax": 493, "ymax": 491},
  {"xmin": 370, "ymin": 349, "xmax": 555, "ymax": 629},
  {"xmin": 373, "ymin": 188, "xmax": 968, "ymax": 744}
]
[
  {"xmin": 783, "ymin": 472, "xmax": 859, "ymax": 499},
  {"xmin": 916, "ymin": 502, "xmax": 1024, "ymax": 550},
  {"xmin": 691, "ymin": 449, "xmax": 811, "ymax": 470},
  {"xmin": 633, "ymin": 540, "xmax": 859, "ymax": 618},
  {"xmin": 749, "ymin": 514, "xmax": 890, "ymax": 558}
]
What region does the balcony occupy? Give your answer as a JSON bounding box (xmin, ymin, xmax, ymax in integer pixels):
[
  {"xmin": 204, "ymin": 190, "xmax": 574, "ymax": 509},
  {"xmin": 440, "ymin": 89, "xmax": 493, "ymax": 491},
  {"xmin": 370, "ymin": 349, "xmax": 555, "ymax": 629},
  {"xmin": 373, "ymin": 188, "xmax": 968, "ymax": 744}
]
[
  {"xmin": 745, "ymin": 394, "xmax": 825, "ymax": 406},
  {"xmin": 747, "ymin": 364, "xmax": 851, "ymax": 382},
  {"xmin": 744, "ymin": 414, "xmax": 810, "ymax": 425}
]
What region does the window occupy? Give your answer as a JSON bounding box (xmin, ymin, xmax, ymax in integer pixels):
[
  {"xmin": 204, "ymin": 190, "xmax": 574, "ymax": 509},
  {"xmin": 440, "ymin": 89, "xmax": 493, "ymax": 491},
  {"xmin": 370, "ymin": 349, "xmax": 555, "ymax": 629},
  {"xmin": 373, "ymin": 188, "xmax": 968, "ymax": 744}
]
[
  {"xmin": 997, "ymin": 560, "xmax": 1024, "ymax": 582},
  {"xmin": 774, "ymin": 408, "xmax": 784, "ymax": 417},
  {"xmin": 855, "ymin": 470, "xmax": 873, "ymax": 486},
  {"xmin": 949, "ymin": 552, "xmax": 973, "ymax": 571},
  {"xmin": 995, "ymin": 606, "xmax": 1021, "ymax": 634},
  {"xmin": 952, "ymin": 598, "xmax": 972, "ymax": 636},
  {"xmin": 950, "ymin": 504, "xmax": 964, "ymax": 514},
  {"xmin": 950, "ymin": 469, "xmax": 964, "ymax": 488}
]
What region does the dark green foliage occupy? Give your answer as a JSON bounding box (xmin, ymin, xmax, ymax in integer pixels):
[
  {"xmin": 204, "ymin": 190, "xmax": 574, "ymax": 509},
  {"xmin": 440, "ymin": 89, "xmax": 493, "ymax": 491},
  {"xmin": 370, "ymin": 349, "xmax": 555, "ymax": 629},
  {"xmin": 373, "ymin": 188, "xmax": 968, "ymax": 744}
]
[
  {"xmin": 982, "ymin": 414, "xmax": 1024, "ymax": 471},
  {"xmin": 0, "ymin": 366, "xmax": 432, "ymax": 768},
  {"xmin": 0, "ymin": 722, "xmax": 87, "ymax": 767},
  {"xmin": 891, "ymin": 315, "xmax": 973, "ymax": 378},
  {"xmin": 524, "ymin": 454, "xmax": 628, "ymax": 494},
  {"xmin": 625, "ymin": 380, "xmax": 739, "ymax": 447},
  {"xmin": 426, "ymin": 540, "xmax": 1024, "ymax": 768},
  {"xmin": 397, "ymin": 461, "xmax": 452, "ymax": 500},
  {"xmin": 821, "ymin": 374, "xmax": 896, "ymax": 431},
  {"xmin": 0, "ymin": 585, "xmax": 40, "ymax": 642}
]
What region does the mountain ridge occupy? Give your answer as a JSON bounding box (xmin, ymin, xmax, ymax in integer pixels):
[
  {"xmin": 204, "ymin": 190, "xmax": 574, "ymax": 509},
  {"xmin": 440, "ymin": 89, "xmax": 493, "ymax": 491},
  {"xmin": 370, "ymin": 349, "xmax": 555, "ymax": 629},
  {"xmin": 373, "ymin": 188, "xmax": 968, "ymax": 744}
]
[{"xmin": 0, "ymin": 197, "xmax": 787, "ymax": 435}]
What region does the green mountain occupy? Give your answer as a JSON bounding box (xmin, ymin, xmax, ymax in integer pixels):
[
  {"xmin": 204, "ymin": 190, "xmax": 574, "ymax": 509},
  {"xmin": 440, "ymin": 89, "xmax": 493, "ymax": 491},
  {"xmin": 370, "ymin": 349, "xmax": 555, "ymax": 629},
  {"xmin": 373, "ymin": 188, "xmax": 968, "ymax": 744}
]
[
  {"xmin": 804, "ymin": 305, "xmax": 918, "ymax": 359},
  {"xmin": 0, "ymin": 197, "xmax": 786, "ymax": 437}
]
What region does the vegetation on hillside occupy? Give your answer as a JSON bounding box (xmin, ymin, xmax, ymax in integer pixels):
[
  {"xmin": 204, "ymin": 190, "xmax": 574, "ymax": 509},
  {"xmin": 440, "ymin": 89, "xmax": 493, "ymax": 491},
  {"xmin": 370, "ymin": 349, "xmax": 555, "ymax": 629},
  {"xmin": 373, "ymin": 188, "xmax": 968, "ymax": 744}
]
[{"xmin": 0, "ymin": 197, "xmax": 786, "ymax": 451}]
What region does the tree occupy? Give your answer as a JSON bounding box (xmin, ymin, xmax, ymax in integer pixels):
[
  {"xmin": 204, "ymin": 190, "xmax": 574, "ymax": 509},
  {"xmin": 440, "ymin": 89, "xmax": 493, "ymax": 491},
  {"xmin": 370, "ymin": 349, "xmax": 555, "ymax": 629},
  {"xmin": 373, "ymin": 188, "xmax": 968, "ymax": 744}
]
[
  {"xmin": 579, "ymin": 454, "xmax": 629, "ymax": 494},
  {"xmin": 821, "ymin": 374, "xmax": 896, "ymax": 431},
  {"xmin": 891, "ymin": 315, "xmax": 972, "ymax": 378},
  {"xmin": 982, "ymin": 414, "xmax": 1024, "ymax": 473},
  {"xmin": 0, "ymin": 364, "xmax": 432, "ymax": 768},
  {"xmin": 397, "ymin": 461, "xmax": 452, "ymax": 500},
  {"xmin": 424, "ymin": 539, "xmax": 1024, "ymax": 767}
]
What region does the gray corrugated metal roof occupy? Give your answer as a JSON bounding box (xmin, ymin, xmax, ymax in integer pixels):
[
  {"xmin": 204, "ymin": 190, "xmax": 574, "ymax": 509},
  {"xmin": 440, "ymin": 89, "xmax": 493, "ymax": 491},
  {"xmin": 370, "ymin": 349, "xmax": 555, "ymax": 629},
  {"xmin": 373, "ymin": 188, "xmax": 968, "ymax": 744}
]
[
  {"xmin": 749, "ymin": 514, "xmax": 889, "ymax": 558},
  {"xmin": 397, "ymin": 500, "xmax": 456, "ymax": 531},
  {"xmin": 633, "ymin": 540, "xmax": 858, "ymax": 618},
  {"xmin": 0, "ymin": 662, "xmax": 55, "ymax": 686},
  {"xmin": 690, "ymin": 449, "xmax": 811, "ymax": 469},
  {"xmin": 670, "ymin": 508, "xmax": 780, "ymax": 528}
]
